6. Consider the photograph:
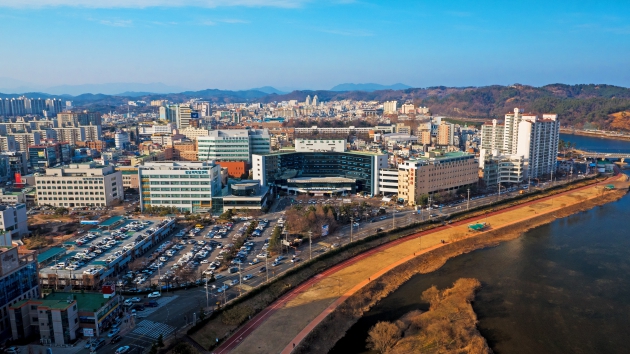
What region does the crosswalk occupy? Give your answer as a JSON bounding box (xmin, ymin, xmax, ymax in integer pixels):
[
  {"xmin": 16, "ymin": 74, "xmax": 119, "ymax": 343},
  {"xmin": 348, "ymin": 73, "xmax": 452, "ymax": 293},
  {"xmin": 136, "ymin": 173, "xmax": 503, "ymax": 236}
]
[{"xmin": 131, "ymin": 319, "xmax": 175, "ymax": 339}]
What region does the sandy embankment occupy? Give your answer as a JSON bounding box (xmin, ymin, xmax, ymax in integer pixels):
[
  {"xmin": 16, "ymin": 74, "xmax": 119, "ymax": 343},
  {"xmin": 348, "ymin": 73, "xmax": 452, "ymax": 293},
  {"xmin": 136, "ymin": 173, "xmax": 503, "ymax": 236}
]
[{"xmin": 289, "ymin": 185, "xmax": 627, "ymax": 354}]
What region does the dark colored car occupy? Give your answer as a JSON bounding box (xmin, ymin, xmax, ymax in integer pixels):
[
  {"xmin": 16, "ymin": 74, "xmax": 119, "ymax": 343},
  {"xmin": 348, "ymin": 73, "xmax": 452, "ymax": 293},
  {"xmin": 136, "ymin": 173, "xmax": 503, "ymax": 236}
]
[
  {"xmin": 110, "ymin": 335, "xmax": 123, "ymax": 344},
  {"xmin": 144, "ymin": 301, "xmax": 158, "ymax": 307},
  {"xmin": 259, "ymin": 266, "xmax": 266, "ymax": 273}
]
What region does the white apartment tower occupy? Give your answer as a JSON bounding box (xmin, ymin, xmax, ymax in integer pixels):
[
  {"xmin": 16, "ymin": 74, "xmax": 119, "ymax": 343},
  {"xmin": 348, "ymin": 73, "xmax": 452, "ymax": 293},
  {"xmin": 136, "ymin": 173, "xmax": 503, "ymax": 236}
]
[
  {"xmin": 480, "ymin": 108, "xmax": 559, "ymax": 180},
  {"xmin": 383, "ymin": 101, "xmax": 398, "ymax": 114}
]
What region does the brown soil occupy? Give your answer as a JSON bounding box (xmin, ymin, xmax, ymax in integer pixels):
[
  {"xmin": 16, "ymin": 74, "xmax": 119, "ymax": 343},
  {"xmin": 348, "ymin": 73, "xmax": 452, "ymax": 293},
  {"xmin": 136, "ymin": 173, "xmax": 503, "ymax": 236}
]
[{"xmin": 292, "ymin": 189, "xmax": 626, "ymax": 354}]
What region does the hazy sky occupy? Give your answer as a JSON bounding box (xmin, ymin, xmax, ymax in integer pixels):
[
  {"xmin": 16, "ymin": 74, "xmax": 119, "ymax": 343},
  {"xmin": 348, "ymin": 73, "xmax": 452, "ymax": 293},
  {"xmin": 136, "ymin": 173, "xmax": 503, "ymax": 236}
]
[{"xmin": 1, "ymin": 0, "xmax": 629, "ymax": 91}]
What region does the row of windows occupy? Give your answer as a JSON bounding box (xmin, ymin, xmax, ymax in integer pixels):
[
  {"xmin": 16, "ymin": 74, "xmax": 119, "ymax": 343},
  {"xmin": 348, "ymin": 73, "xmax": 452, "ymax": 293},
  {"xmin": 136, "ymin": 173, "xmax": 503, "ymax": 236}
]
[
  {"xmin": 40, "ymin": 185, "xmax": 104, "ymax": 190},
  {"xmin": 39, "ymin": 191, "xmax": 105, "ymax": 195},
  {"xmin": 37, "ymin": 179, "xmax": 103, "ymax": 184},
  {"xmin": 149, "ymin": 181, "xmax": 211, "ymax": 186},
  {"xmin": 144, "ymin": 174, "xmax": 212, "ymax": 179},
  {"xmin": 39, "ymin": 197, "xmax": 106, "ymax": 201}
]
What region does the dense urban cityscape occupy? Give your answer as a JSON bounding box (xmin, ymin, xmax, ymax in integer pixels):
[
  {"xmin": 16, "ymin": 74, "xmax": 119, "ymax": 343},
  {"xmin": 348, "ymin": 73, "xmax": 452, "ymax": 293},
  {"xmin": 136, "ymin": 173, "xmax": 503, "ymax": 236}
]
[{"xmin": 3, "ymin": 0, "xmax": 630, "ymax": 354}]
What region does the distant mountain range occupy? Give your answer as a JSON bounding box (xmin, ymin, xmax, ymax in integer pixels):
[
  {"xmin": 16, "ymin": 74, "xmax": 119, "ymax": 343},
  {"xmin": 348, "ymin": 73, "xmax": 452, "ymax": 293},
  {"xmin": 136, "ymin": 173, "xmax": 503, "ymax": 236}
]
[
  {"xmin": 330, "ymin": 83, "xmax": 412, "ymax": 92},
  {"xmin": 1, "ymin": 83, "xmax": 630, "ymax": 130},
  {"xmin": 0, "ymin": 79, "xmax": 184, "ymax": 96}
]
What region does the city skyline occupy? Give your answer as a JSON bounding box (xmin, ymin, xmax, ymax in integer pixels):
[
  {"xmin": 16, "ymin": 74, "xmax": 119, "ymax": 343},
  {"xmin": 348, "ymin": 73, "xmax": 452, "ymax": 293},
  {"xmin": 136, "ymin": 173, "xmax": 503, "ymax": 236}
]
[{"xmin": 1, "ymin": 0, "xmax": 630, "ymax": 92}]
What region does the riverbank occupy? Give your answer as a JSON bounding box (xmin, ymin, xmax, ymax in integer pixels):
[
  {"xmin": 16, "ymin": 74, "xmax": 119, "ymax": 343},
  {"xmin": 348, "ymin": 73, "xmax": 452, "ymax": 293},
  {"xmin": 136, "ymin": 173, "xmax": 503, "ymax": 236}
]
[
  {"xmin": 283, "ymin": 179, "xmax": 628, "ymax": 354},
  {"xmin": 561, "ymin": 129, "xmax": 630, "ymax": 142}
]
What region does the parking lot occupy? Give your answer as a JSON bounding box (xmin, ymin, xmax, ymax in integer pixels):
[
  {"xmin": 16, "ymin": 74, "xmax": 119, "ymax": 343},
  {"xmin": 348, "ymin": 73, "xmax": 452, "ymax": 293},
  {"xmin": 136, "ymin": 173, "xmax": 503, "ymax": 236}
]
[{"xmin": 39, "ymin": 216, "xmax": 176, "ymax": 288}]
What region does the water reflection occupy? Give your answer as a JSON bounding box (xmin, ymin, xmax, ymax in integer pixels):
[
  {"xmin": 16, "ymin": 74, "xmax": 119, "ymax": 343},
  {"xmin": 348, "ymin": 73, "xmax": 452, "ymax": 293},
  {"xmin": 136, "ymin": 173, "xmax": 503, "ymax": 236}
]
[{"xmin": 330, "ymin": 193, "xmax": 630, "ymax": 354}]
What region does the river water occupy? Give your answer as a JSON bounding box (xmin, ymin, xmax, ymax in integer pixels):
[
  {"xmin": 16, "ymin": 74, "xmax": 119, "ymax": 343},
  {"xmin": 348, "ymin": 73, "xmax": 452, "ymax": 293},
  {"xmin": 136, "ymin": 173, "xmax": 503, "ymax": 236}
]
[{"xmin": 330, "ymin": 134, "xmax": 630, "ymax": 354}]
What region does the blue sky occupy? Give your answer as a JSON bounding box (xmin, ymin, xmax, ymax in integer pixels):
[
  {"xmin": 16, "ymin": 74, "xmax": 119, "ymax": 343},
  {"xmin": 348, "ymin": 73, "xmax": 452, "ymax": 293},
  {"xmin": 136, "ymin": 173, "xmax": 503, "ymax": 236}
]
[{"xmin": 1, "ymin": 0, "xmax": 629, "ymax": 91}]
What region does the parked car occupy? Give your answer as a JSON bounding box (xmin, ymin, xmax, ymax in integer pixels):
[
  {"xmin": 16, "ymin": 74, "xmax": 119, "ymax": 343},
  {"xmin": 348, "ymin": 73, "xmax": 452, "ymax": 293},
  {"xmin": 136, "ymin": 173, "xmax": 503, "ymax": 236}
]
[
  {"xmin": 90, "ymin": 339, "xmax": 106, "ymax": 351},
  {"xmin": 115, "ymin": 346, "xmax": 130, "ymax": 354},
  {"xmin": 107, "ymin": 328, "xmax": 120, "ymax": 337},
  {"xmin": 144, "ymin": 300, "xmax": 159, "ymax": 307},
  {"xmin": 110, "ymin": 335, "xmax": 123, "ymax": 344},
  {"xmin": 147, "ymin": 291, "xmax": 161, "ymax": 298}
]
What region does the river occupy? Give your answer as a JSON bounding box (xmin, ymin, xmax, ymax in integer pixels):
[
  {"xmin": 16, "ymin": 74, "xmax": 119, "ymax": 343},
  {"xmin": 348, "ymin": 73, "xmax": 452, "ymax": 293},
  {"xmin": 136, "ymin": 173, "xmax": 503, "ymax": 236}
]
[{"xmin": 330, "ymin": 135, "xmax": 630, "ymax": 354}]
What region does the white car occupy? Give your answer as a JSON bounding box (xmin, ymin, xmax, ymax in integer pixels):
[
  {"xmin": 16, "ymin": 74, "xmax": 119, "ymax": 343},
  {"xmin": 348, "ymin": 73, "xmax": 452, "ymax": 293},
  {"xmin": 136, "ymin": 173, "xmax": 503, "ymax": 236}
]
[
  {"xmin": 116, "ymin": 346, "xmax": 130, "ymax": 354},
  {"xmin": 242, "ymin": 274, "xmax": 254, "ymax": 281},
  {"xmin": 147, "ymin": 292, "xmax": 161, "ymax": 298}
]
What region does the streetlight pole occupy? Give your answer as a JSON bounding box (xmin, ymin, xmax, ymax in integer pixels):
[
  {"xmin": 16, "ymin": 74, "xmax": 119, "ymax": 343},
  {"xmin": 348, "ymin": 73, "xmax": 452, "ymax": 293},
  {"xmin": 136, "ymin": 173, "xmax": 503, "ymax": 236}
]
[
  {"xmin": 350, "ymin": 217, "xmax": 353, "ymax": 243},
  {"xmin": 467, "ymin": 188, "xmax": 470, "ymax": 210},
  {"xmin": 238, "ymin": 263, "xmax": 242, "ymax": 297},
  {"xmin": 205, "ymin": 277, "xmax": 209, "ymax": 309},
  {"xmin": 308, "ymin": 231, "xmax": 312, "ymax": 260},
  {"xmin": 392, "ymin": 208, "xmax": 395, "ymax": 230},
  {"xmin": 265, "ymin": 253, "xmax": 269, "ymax": 282}
]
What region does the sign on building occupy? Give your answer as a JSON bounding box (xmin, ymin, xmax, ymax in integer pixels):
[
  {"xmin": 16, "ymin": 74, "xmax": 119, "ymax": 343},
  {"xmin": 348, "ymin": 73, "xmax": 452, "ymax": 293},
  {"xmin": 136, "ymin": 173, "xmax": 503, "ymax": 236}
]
[{"xmin": 83, "ymin": 328, "xmax": 94, "ymax": 337}]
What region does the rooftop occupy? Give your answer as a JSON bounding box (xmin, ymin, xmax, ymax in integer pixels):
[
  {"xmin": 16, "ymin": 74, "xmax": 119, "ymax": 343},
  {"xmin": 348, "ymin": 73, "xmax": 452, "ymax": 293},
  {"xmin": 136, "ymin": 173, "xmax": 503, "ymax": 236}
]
[
  {"xmin": 44, "ymin": 291, "xmax": 109, "ymax": 312},
  {"xmin": 287, "ymin": 177, "xmax": 356, "ymax": 183}
]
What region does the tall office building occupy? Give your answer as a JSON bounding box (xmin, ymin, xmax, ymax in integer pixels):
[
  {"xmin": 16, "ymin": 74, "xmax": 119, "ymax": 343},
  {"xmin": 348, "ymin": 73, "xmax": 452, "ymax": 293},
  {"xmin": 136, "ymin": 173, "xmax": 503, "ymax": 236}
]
[
  {"xmin": 480, "ymin": 108, "xmax": 559, "ymax": 180},
  {"xmin": 312, "ymin": 95, "xmax": 318, "ymax": 106},
  {"xmin": 305, "ymin": 95, "xmax": 311, "ymax": 106},
  {"xmin": 197, "ymin": 129, "xmax": 270, "ymax": 163},
  {"xmin": 163, "ymin": 104, "xmax": 199, "ymax": 129},
  {"xmin": 139, "ymin": 161, "xmax": 222, "ymax": 213},
  {"xmin": 115, "ymin": 132, "xmax": 130, "ymax": 150}
]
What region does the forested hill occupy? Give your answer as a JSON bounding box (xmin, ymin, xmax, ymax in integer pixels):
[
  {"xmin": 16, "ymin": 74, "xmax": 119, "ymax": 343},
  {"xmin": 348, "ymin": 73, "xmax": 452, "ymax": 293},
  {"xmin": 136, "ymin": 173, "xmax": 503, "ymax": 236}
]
[
  {"xmin": 260, "ymin": 84, "xmax": 630, "ymax": 129},
  {"xmin": 415, "ymin": 84, "xmax": 630, "ymax": 129}
]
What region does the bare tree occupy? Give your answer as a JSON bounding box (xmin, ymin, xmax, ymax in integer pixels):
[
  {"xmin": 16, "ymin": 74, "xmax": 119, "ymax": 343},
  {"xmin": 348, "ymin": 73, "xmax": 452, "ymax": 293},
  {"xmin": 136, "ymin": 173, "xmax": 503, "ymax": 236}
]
[{"xmin": 366, "ymin": 321, "xmax": 401, "ymax": 353}]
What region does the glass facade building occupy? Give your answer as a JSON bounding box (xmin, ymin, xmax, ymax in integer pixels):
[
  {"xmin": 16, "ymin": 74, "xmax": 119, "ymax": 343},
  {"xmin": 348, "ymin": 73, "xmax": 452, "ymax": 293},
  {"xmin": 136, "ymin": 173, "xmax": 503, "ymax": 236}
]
[{"xmin": 253, "ymin": 151, "xmax": 388, "ymax": 196}]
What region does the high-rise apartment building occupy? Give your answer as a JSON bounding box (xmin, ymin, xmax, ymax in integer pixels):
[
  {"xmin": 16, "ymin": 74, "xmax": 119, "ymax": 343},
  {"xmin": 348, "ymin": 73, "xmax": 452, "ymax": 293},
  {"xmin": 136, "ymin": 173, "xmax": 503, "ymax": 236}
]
[
  {"xmin": 480, "ymin": 108, "xmax": 559, "ymax": 180},
  {"xmin": 56, "ymin": 112, "xmax": 101, "ymax": 128},
  {"xmin": 437, "ymin": 122, "xmax": 455, "ymax": 146},
  {"xmin": 383, "ymin": 100, "xmax": 398, "ymax": 114},
  {"xmin": 53, "ymin": 127, "xmax": 85, "ymax": 146}
]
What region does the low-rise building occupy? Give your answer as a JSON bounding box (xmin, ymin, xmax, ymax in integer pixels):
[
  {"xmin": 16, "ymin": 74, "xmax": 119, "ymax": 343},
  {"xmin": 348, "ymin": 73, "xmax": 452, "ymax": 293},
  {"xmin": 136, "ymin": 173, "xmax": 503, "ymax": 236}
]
[
  {"xmin": 0, "ymin": 203, "xmax": 28, "ymax": 243},
  {"xmin": 35, "ymin": 163, "xmax": 123, "ymax": 208},
  {"xmin": 10, "ymin": 291, "xmax": 121, "ymax": 344},
  {"xmin": 212, "ymin": 181, "xmax": 270, "ymax": 214}
]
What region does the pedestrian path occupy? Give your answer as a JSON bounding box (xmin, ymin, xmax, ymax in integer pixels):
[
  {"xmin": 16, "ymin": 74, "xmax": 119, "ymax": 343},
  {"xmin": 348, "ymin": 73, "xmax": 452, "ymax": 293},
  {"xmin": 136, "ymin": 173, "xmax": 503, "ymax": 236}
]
[{"xmin": 132, "ymin": 319, "xmax": 176, "ymax": 339}]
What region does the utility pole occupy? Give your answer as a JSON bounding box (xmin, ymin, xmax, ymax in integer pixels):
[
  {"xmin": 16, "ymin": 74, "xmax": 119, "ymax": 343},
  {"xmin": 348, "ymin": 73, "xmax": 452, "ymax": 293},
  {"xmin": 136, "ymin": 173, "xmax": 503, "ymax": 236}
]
[
  {"xmin": 350, "ymin": 217, "xmax": 353, "ymax": 243},
  {"xmin": 467, "ymin": 188, "xmax": 470, "ymax": 210}
]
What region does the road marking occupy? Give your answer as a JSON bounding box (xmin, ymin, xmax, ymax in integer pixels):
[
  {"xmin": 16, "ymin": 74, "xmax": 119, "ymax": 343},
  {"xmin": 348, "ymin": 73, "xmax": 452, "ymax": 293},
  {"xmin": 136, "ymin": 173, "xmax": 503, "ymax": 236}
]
[{"xmin": 131, "ymin": 319, "xmax": 176, "ymax": 339}]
